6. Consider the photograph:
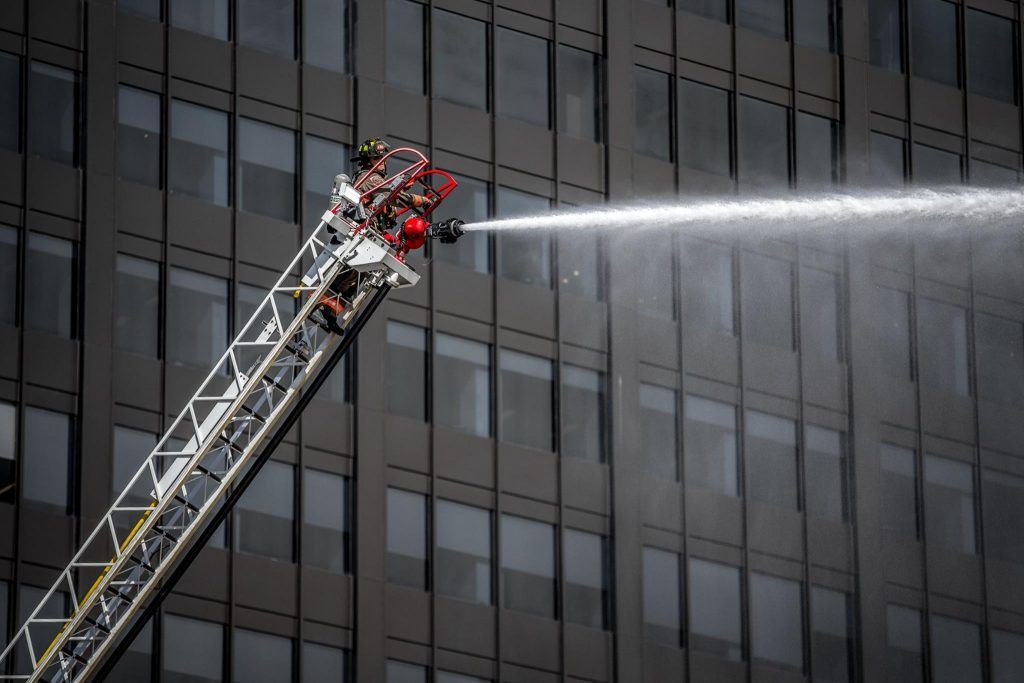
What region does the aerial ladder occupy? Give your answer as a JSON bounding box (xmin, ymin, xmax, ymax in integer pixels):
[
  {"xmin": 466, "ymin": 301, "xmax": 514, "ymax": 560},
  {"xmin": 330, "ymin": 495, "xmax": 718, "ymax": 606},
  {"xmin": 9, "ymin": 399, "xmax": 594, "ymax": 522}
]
[{"xmin": 0, "ymin": 148, "xmax": 467, "ymax": 682}]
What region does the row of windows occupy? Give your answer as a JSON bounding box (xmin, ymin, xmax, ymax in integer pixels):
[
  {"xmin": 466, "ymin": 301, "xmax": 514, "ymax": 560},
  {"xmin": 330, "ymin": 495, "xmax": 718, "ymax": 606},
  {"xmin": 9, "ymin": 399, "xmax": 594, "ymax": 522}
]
[{"xmin": 646, "ymin": 0, "xmax": 838, "ymax": 48}]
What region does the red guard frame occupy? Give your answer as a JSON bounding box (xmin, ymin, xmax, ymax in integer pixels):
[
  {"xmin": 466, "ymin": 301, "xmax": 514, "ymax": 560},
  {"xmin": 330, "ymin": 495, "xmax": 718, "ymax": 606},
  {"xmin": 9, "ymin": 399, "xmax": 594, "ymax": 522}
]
[{"xmin": 348, "ymin": 148, "xmax": 459, "ymax": 231}]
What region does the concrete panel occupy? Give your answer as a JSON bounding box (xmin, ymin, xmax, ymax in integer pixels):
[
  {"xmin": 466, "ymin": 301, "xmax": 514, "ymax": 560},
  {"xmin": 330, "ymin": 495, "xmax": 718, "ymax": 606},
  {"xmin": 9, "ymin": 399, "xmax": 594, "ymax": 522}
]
[
  {"xmin": 501, "ymin": 610, "xmax": 560, "ymax": 671},
  {"xmin": 742, "ymin": 343, "xmax": 799, "ymax": 399},
  {"xmin": 986, "ymin": 559, "xmax": 1024, "ymax": 614},
  {"xmin": 117, "ymin": 13, "xmax": 165, "ymax": 73},
  {"xmin": 564, "ymin": 625, "xmax": 612, "ymax": 681},
  {"xmin": 168, "ymin": 29, "xmax": 232, "ymax": 92},
  {"xmin": 302, "ymin": 400, "xmax": 353, "ymax": 453},
  {"xmin": 498, "ymin": 279, "xmax": 556, "ymax": 338},
  {"xmin": 690, "ymin": 650, "xmax": 745, "ymax": 682},
  {"xmin": 640, "ymin": 476, "xmax": 683, "ymax": 532},
  {"xmin": 19, "ymin": 508, "xmax": 75, "ymax": 569},
  {"xmin": 557, "ymin": 136, "xmax": 604, "ymax": 191},
  {"xmin": 112, "ymin": 351, "xmax": 162, "ymax": 413},
  {"xmin": 168, "ymin": 194, "xmax": 232, "ymax": 257},
  {"xmin": 436, "ymin": 263, "xmax": 494, "ymax": 324},
  {"xmin": 22, "ymin": 331, "xmax": 77, "ymax": 394},
  {"xmin": 685, "ymin": 488, "xmax": 744, "ymax": 546},
  {"xmin": 29, "ymin": 0, "xmax": 81, "ymax": 50},
  {"xmin": 880, "ymin": 533, "xmax": 924, "ymax": 588},
  {"xmin": 560, "ymin": 294, "xmax": 608, "ymax": 352},
  {"xmin": 875, "ymin": 377, "xmax": 918, "ymax": 429},
  {"xmin": 978, "ymin": 401, "xmax": 1024, "ymax": 458},
  {"xmin": 747, "ymin": 502, "xmax": 804, "ymax": 560},
  {"xmin": 383, "ymin": 415, "xmax": 431, "ymax": 473},
  {"xmin": 496, "ymin": 118, "xmax": 555, "ymax": 178},
  {"xmin": 910, "ymin": 78, "xmax": 964, "ymax": 134},
  {"xmin": 968, "ymin": 94, "xmax": 1020, "ymax": 151},
  {"xmin": 736, "ymin": 29, "xmax": 791, "ymax": 88},
  {"xmin": 235, "ymin": 553, "xmax": 299, "ymax": 615},
  {"xmin": 925, "ymin": 547, "xmax": 982, "ymax": 603},
  {"xmin": 174, "ymin": 548, "xmax": 229, "ymax": 603},
  {"xmin": 116, "ymin": 181, "xmax": 164, "ymax": 241},
  {"xmin": 304, "ymin": 68, "xmax": 352, "ymax": 125},
  {"xmin": 561, "ymin": 458, "xmax": 609, "ymax": 514},
  {"xmin": 807, "ymin": 518, "xmax": 852, "ymax": 571},
  {"xmin": 27, "ymin": 158, "xmax": 80, "ymax": 221},
  {"xmin": 683, "ymin": 328, "xmax": 739, "ymax": 385},
  {"xmin": 300, "ymin": 568, "xmax": 352, "ymax": 625},
  {"xmin": 385, "ymin": 584, "xmax": 431, "ymax": 643},
  {"xmin": 0, "ymin": 327, "xmax": 18, "ymax": 381},
  {"xmin": 677, "ymin": 13, "xmax": 733, "ymax": 72},
  {"xmin": 642, "ymin": 641, "xmax": 684, "ymax": 682},
  {"xmin": 236, "ymin": 212, "xmax": 300, "ymax": 271},
  {"xmin": 633, "ymin": 2, "xmax": 673, "ymax": 54},
  {"xmin": 435, "ymin": 428, "xmax": 495, "ymax": 489},
  {"xmin": 434, "ymin": 101, "xmax": 493, "ymax": 163},
  {"xmin": 0, "ymin": 149, "xmax": 23, "ymax": 208},
  {"xmin": 237, "ymin": 48, "xmax": 300, "ymax": 110},
  {"xmin": 637, "ymin": 314, "xmax": 679, "ymax": 369},
  {"xmin": 499, "ymin": 444, "xmax": 558, "ymax": 502},
  {"xmin": 919, "ymin": 388, "xmax": 975, "ymax": 443},
  {"xmin": 384, "ymin": 86, "xmax": 429, "ymax": 143},
  {"xmin": 795, "ymin": 47, "xmax": 838, "ymax": 101},
  {"xmin": 802, "ymin": 357, "xmax": 846, "ymax": 412},
  {"xmin": 436, "ymin": 597, "xmax": 496, "ymax": 657},
  {"xmin": 867, "ymin": 67, "xmax": 908, "ymax": 120}
]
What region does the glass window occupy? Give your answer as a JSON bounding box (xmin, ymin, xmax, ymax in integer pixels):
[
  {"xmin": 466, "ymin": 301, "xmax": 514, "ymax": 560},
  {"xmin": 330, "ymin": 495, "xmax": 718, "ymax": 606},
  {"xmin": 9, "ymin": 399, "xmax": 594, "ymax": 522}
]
[
  {"xmin": 805, "ymin": 425, "xmax": 847, "ymax": 521},
  {"xmin": 737, "ymin": 0, "xmax": 786, "ymax": 37},
  {"xmin": 15, "ymin": 586, "xmax": 69, "ymax": 675},
  {"xmin": 303, "ymin": 642, "xmax": 350, "ymax": 683},
  {"xmin": 118, "ymin": 86, "xmax": 161, "ymax": 187},
  {"xmin": 563, "ymin": 529, "xmax": 609, "ymax": 630},
  {"xmin": 876, "ymin": 286, "xmax": 912, "ymax": 379},
  {"xmin": 236, "ymin": 459, "xmax": 294, "ymax": 562},
  {"xmin": 237, "ymin": 0, "xmax": 294, "ymax": 57},
  {"xmin": 436, "ymin": 500, "xmax": 492, "ymax": 605},
  {"xmin": 680, "ymin": 0, "xmax": 728, "ymax": 22},
  {"xmin": 681, "ymin": 239, "xmax": 733, "ymax": 334},
  {"xmin": 496, "ymin": 28, "xmax": 549, "ymax": 128},
  {"xmin": 163, "ymin": 615, "xmax": 223, "ymax": 683},
  {"xmin": 303, "ymin": 469, "xmax": 350, "ymax": 573},
  {"xmin": 991, "ymin": 629, "xmax": 1024, "ymax": 683},
  {"xmin": 636, "ymin": 241, "xmax": 675, "ymax": 318},
  {"xmin": 887, "ymin": 605, "xmax": 924, "ymax": 682},
  {"xmin": 233, "ymin": 628, "xmax": 292, "ymax": 683},
  {"xmin": 107, "ymin": 619, "xmax": 154, "ymax": 683},
  {"xmin": 913, "ymin": 144, "xmax": 962, "ymax": 185},
  {"xmin": 684, "ymin": 395, "xmax": 738, "ymax": 497},
  {"xmin": 880, "ymin": 443, "xmax": 919, "ymax": 538},
  {"xmin": 304, "ymin": 135, "xmax": 348, "ymax": 217},
  {"xmin": 167, "ymin": 268, "xmax": 229, "ymax": 369},
  {"xmin": 924, "ymin": 453, "xmax": 976, "ymax": 554},
  {"xmin": 385, "ymin": 321, "xmax": 428, "ymax": 421},
  {"xmin": 559, "ymin": 232, "xmax": 603, "ymax": 300},
  {"xmin": 967, "ymin": 10, "xmax": 1016, "ymax": 104},
  {"xmin": 640, "ymin": 384, "xmax": 678, "ymax": 480},
  {"xmin": 0, "ymin": 581, "xmax": 7, "ymax": 666},
  {"xmin": 745, "ymin": 410, "xmax": 798, "ymax": 509},
  {"xmin": 436, "ymin": 174, "xmax": 490, "ymax": 273},
  {"xmin": 795, "ymin": 0, "xmax": 836, "ymax": 51},
  {"xmin": 750, "ymin": 573, "xmax": 803, "ymax": 670},
  {"xmin": 387, "ymin": 488, "xmax": 428, "ymax": 589},
  {"xmin": 688, "ymin": 558, "xmax": 743, "ymax": 661},
  {"xmin": 643, "ymin": 547, "xmax": 681, "ymax": 646},
  {"xmin": 26, "ymin": 233, "xmax": 76, "ymax": 338},
  {"xmin": 0, "ymin": 53, "xmax": 20, "ymax": 151},
  {"xmin": 801, "ymin": 267, "xmax": 841, "ymax": 361},
  {"xmin": 0, "ymin": 226, "xmax": 16, "ymax": 325},
  {"xmin": 738, "ymin": 97, "xmax": 789, "ymax": 188},
  {"xmin": 634, "ymin": 66, "xmax": 672, "ymax": 161},
  {"xmin": 558, "ymin": 45, "xmax": 601, "ymax": 142},
  {"xmin": 912, "ymin": 0, "xmax": 959, "ymax": 87},
  {"xmin": 239, "ymin": 118, "xmax": 296, "ymax": 222},
  {"xmin": 497, "ymin": 188, "xmax": 551, "ymax": 288},
  {"xmin": 434, "ymin": 333, "xmax": 491, "ymax": 437},
  {"xmin": 930, "ymin": 616, "xmax": 982, "ymax": 683},
  {"xmin": 561, "ymin": 365, "xmax": 605, "ymax": 462},
  {"xmin": 120, "ymin": 0, "xmax": 160, "ymax": 19},
  {"xmin": 171, "ymin": 0, "xmax": 229, "ymax": 39},
  {"xmin": 501, "ymin": 515, "xmax": 556, "ymax": 618},
  {"xmin": 870, "ymin": 133, "xmax": 906, "ymax": 186},
  {"xmin": 983, "ymin": 467, "xmax": 1024, "ymax": 564},
  {"xmin": 386, "ymin": 0, "xmax": 426, "ymax": 94},
  {"xmin": 29, "ymin": 62, "xmax": 78, "ymax": 166},
  {"xmin": 870, "ymin": 0, "xmax": 903, "ymax": 70},
  {"xmin": 0, "ymin": 402, "xmax": 14, "ymax": 502},
  {"xmin": 680, "ymin": 80, "xmax": 731, "ymax": 177},
  {"xmin": 918, "ymin": 298, "xmax": 969, "ymax": 395},
  {"xmin": 169, "ymin": 100, "xmax": 230, "ymax": 206},
  {"xmin": 115, "ymin": 254, "xmax": 160, "ymax": 358},
  {"xmin": 437, "ymin": 673, "xmax": 487, "ymax": 683},
  {"xmin": 742, "ymin": 252, "xmax": 793, "ymax": 349},
  {"xmin": 23, "ymin": 407, "xmax": 72, "ymax": 510},
  {"xmin": 113, "ymin": 426, "xmax": 157, "ymax": 506},
  {"xmin": 976, "ymin": 313, "xmax": 1023, "ymax": 406},
  {"xmin": 971, "ymin": 159, "xmax": 1019, "ymax": 186},
  {"xmin": 796, "ymin": 113, "xmax": 838, "ymax": 190},
  {"xmin": 432, "ymin": 9, "xmax": 487, "ymax": 110},
  {"xmin": 500, "ymin": 349, "xmax": 554, "ymax": 451},
  {"xmin": 387, "ymin": 660, "xmax": 427, "ymax": 683},
  {"xmin": 811, "ymin": 587, "xmax": 851, "ymax": 683}
]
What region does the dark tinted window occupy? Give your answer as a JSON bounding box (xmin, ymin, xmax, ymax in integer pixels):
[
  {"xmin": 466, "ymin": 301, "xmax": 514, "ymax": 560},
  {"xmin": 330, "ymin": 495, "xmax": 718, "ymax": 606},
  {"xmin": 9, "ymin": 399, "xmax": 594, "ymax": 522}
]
[
  {"xmin": 737, "ymin": 0, "xmax": 786, "ymax": 38},
  {"xmin": 303, "ymin": 642, "xmax": 350, "ymax": 683},
  {"xmin": 496, "ymin": 28, "xmax": 549, "ymax": 128},
  {"xmin": 876, "ymin": 286, "xmax": 912, "ymax": 379},
  {"xmin": 561, "ymin": 365, "xmax": 605, "ymax": 462},
  {"xmin": 976, "ymin": 313, "xmax": 1024, "ymax": 406},
  {"xmin": 385, "ymin": 321, "xmax": 427, "ymax": 421},
  {"xmin": 636, "ymin": 240, "xmax": 675, "ymax": 318},
  {"xmin": 435, "ymin": 333, "xmax": 491, "ymax": 437},
  {"xmin": 795, "ymin": 0, "xmax": 835, "ymax": 51},
  {"xmin": 237, "ymin": 0, "xmax": 294, "ymax": 57},
  {"xmin": 983, "ymin": 467, "xmax": 1024, "ymax": 564},
  {"xmin": 880, "ymin": 443, "xmax": 919, "ymax": 538},
  {"xmin": 870, "ymin": 132, "xmax": 906, "ymax": 185},
  {"xmin": 886, "ymin": 605, "xmax": 924, "ymax": 683},
  {"xmin": 0, "ymin": 402, "xmax": 15, "ymax": 502},
  {"xmin": 682, "ymin": 239, "xmax": 734, "ymax": 334},
  {"xmin": 120, "ymin": 0, "xmax": 160, "ymax": 19},
  {"xmin": 643, "ymin": 547, "xmax": 681, "ymax": 645},
  {"xmin": 23, "ymin": 407, "xmax": 72, "ymax": 510},
  {"xmin": 0, "ymin": 53, "xmax": 18, "ymax": 152},
  {"xmin": 387, "ymin": 660, "xmax": 427, "ymax": 683},
  {"xmin": 680, "ymin": 0, "xmax": 728, "ymax": 22},
  {"xmin": 924, "ymin": 453, "xmax": 976, "ymax": 554},
  {"xmin": 918, "ymin": 298, "xmax": 969, "ymax": 395},
  {"xmin": 870, "ymin": 0, "xmax": 903, "ymax": 70},
  {"xmin": 304, "ymin": 135, "xmax": 348, "ymax": 218},
  {"xmin": 640, "ymin": 383, "xmax": 678, "ymax": 480},
  {"xmin": 16, "ymin": 586, "xmax": 69, "ymax": 674},
  {"xmin": 0, "ymin": 226, "xmax": 12, "ymax": 326},
  {"xmin": 239, "ymin": 118, "xmax": 296, "ymax": 222},
  {"xmin": 684, "ymin": 395, "xmax": 738, "ymax": 496},
  {"xmin": 558, "ymin": 45, "xmax": 602, "ymax": 142},
  {"xmin": 967, "ymin": 10, "xmax": 1016, "ymax": 103},
  {"xmin": 170, "ymin": 101, "xmax": 230, "ymax": 206},
  {"xmin": 805, "ymin": 425, "xmax": 847, "ymax": 521},
  {"xmin": 167, "ymin": 268, "xmax": 228, "ymax": 368},
  {"xmin": 497, "ymin": 188, "xmax": 551, "ymax": 287},
  {"xmin": 746, "ymin": 410, "xmax": 798, "ymax": 509},
  {"xmin": 113, "ymin": 426, "xmax": 157, "ymax": 507},
  {"xmin": 634, "ymin": 66, "xmax": 672, "ymax": 161},
  {"xmin": 171, "ymin": 0, "xmax": 229, "ymax": 39},
  {"xmin": 232, "ymin": 628, "xmax": 292, "ymax": 683},
  {"xmin": 501, "ymin": 514, "xmax": 556, "ymax": 618},
  {"xmin": 304, "ymin": 0, "xmax": 348, "ymax": 72},
  {"xmin": 433, "ymin": 10, "xmax": 487, "ymax": 110},
  {"xmin": 811, "ymin": 587, "xmax": 852, "ymax": 683},
  {"xmin": 971, "ymin": 159, "xmax": 1018, "ymax": 185},
  {"xmin": 115, "ymin": 254, "xmax": 160, "ymax": 358},
  {"xmin": 500, "ymin": 349, "xmax": 554, "ymax": 451},
  {"xmin": 106, "ymin": 619, "xmax": 154, "ymax": 682},
  {"xmin": 387, "ymin": 488, "xmax": 428, "ymax": 589},
  {"xmin": 930, "ymin": 616, "xmax": 982, "ymax": 683},
  {"xmin": 738, "ymin": 97, "xmax": 789, "ymax": 188},
  {"xmin": 162, "ymin": 615, "xmax": 223, "ymax": 683},
  {"xmin": 564, "ymin": 529, "xmax": 609, "ymax": 629},
  {"xmin": 559, "ymin": 231, "xmax": 603, "ymax": 300},
  {"xmin": 386, "ymin": 0, "xmax": 426, "ymax": 93},
  {"xmin": 680, "ymin": 80, "xmax": 730, "ymax": 176},
  {"xmin": 26, "ymin": 233, "xmax": 76, "ymax": 338},
  {"xmin": 796, "ymin": 113, "xmax": 838, "ymax": 190},
  {"xmin": 117, "ymin": 86, "xmax": 161, "ymax": 187},
  {"xmin": 236, "ymin": 459, "xmax": 294, "ymax": 562},
  {"xmin": 911, "ymin": 0, "xmax": 959, "ymax": 87},
  {"xmin": 688, "ymin": 558, "xmax": 743, "ymax": 660},
  {"xmin": 750, "ymin": 573, "xmax": 803, "ymax": 669},
  {"xmin": 801, "ymin": 267, "xmax": 841, "ymax": 361},
  {"xmin": 29, "ymin": 62, "xmax": 78, "ymax": 166},
  {"xmin": 991, "ymin": 629, "xmax": 1024, "ymax": 683},
  {"xmin": 913, "ymin": 143, "xmax": 962, "ymax": 185},
  {"xmin": 303, "ymin": 469, "xmax": 350, "ymax": 573},
  {"xmin": 742, "ymin": 252, "xmax": 793, "ymax": 349},
  {"xmin": 436, "ymin": 175, "xmax": 490, "ymax": 273},
  {"xmin": 436, "ymin": 500, "xmax": 492, "ymax": 605}
]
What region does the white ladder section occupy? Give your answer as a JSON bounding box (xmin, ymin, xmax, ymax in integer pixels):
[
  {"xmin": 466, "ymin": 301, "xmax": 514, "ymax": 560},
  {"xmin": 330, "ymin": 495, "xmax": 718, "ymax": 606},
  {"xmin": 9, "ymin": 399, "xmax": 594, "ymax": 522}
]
[{"xmin": 0, "ymin": 210, "xmax": 419, "ymax": 682}]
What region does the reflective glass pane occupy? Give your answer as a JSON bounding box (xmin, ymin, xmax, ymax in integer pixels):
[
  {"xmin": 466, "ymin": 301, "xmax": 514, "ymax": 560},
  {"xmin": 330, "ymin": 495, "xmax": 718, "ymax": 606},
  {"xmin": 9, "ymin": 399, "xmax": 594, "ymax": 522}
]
[
  {"xmin": 233, "ymin": 628, "xmax": 292, "ymax": 683},
  {"xmin": 385, "ymin": 321, "xmax": 427, "ymax": 420},
  {"xmin": 689, "ymin": 558, "xmax": 743, "ymax": 660},
  {"xmin": 886, "ymin": 605, "xmax": 923, "ymax": 683},
  {"xmin": 497, "ymin": 188, "xmax": 551, "ymax": 287},
  {"xmin": 303, "ymin": 642, "xmax": 349, "ymax": 683},
  {"xmin": 115, "ymin": 254, "xmax": 160, "ymax": 357},
  {"xmin": 167, "ymin": 267, "xmax": 228, "ymax": 368},
  {"xmin": 805, "ymin": 425, "xmax": 847, "ymax": 521},
  {"xmin": 558, "ymin": 45, "xmax": 601, "ymax": 142},
  {"xmin": 640, "ymin": 384, "xmax": 678, "ymax": 480},
  {"xmin": 436, "ymin": 175, "xmax": 490, "ymax": 273},
  {"xmin": 976, "ymin": 313, "xmax": 1024, "ymax": 406},
  {"xmin": 304, "ymin": 135, "xmax": 348, "ymax": 219},
  {"xmin": 991, "ymin": 629, "xmax": 1024, "ymax": 683},
  {"xmin": 118, "ymin": 86, "xmax": 161, "ymax": 187},
  {"xmin": 15, "ymin": 586, "xmax": 68, "ymax": 675},
  {"xmin": 303, "ymin": 469, "xmax": 350, "ymax": 573},
  {"xmin": 796, "ymin": 113, "xmax": 837, "ymax": 190},
  {"xmin": 435, "ymin": 333, "xmax": 491, "ymax": 437},
  {"xmin": 876, "ymin": 286, "xmax": 912, "ymax": 379},
  {"xmin": 880, "ymin": 443, "xmax": 919, "ymax": 538},
  {"xmin": 870, "ymin": 132, "xmax": 906, "ymax": 185},
  {"xmin": 750, "ymin": 573, "xmax": 803, "ymax": 670},
  {"xmin": 113, "ymin": 426, "xmax": 157, "ymax": 507},
  {"xmin": 162, "ymin": 615, "xmax": 223, "ymax": 683},
  {"xmin": 238, "ymin": 0, "xmax": 294, "ymax": 57},
  {"xmin": 496, "ymin": 28, "xmax": 549, "ymax": 127},
  {"xmin": 0, "ymin": 226, "xmax": 15, "ymax": 325},
  {"xmin": 387, "ymin": 488, "xmax": 427, "ymax": 589},
  {"xmin": 811, "ymin": 587, "xmax": 851, "ymax": 683},
  {"xmin": 107, "ymin": 618, "xmax": 154, "ymax": 683},
  {"xmin": 911, "ymin": 0, "xmax": 959, "ymax": 87},
  {"xmin": 682, "ymin": 239, "xmax": 733, "ymax": 334},
  {"xmin": 563, "ymin": 529, "xmax": 608, "ymax": 629},
  {"xmin": 170, "ymin": 101, "xmax": 229, "ymax": 206},
  {"xmin": 684, "ymin": 395, "xmax": 738, "ymax": 496},
  {"xmin": 745, "ymin": 410, "xmax": 798, "ymax": 509},
  {"xmin": 801, "ymin": 267, "xmax": 841, "ymax": 361},
  {"xmin": 737, "ymin": 0, "xmax": 787, "ymax": 38},
  {"xmin": 795, "ymin": 0, "xmax": 835, "ymax": 51},
  {"xmin": 559, "ymin": 232, "xmax": 603, "ymax": 300},
  {"xmin": 236, "ymin": 460, "xmax": 294, "ymax": 562},
  {"xmin": 0, "ymin": 581, "xmax": 8, "ymax": 664},
  {"xmin": 738, "ymin": 97, "xmax": 789, "ymax": 189},
  {"xmin": 983, "ymin": 467, "xmax": 1024, "ymax": 564},
  {"xmin": 23, "ymin": 407, "xmax": 71, "ymax": 510},
  {"xmin": 29, "ymin": 62, "xmax": 78, "ymax": 166},
  {"xmin": 437, "ymin": 673, "xmax": 487, "ymax": 683},
  {"xmin": 26, "ymin": 233, "xmax": 75, "ymax": 338},
  {"xmin": 634, "ymin": 66, "xmax": 672, "ymax": 161},
  {"xmin": 918, "ymin": 298, "xmax": 969, "ymax": 395},
  {"xmin": 0, "ymin": 402, "xmax": 14, "ymax": 501},
  {"xmin": 870, "ymin": 0, "xmax": 903, "ymax": 70},
  {"xmin": 239, "ymin": 118, "xmax": 296, "ymax": 222},
  {"xmin": 501, "ymin": 515, "xmax": 556, "ymax": 618},
  {"xmin": 561, "ymin": 365, "xmax": 605, "ymax": 462},
  {"xmin": 680, "ymin": 0, "xmax": 728, "ymax": 22},
  {"xmin": 433, "ymin": 9, "xmax": 487, "ymax": 110},
  {"xmin": 913, "ymin": 143, "xmax": 962, "ymax": 185},
  {"xmin": 387, "ymin": 660, "xmax": 427, "ymax": 683},
  {"xmin": 386, "ymin": 0, "xmax": 426, "ymax": 93},
  {"xmin": 968, "ymin": 10, "xmax": 1016, "ymax": 103},
  {"xmin": 642, "ymin": 547, "xmax": 680, "ymax": 646},
  {"xmin": 436, "ymin": 500, "xmax": 492, "ymax": 605},
  {"xmin": 120, "ymin": 0, "xmax": 160, "ymax": 19},
  {"xmin": 924, "ymin": 453, "xmax": 976, "ymax": 554},
  {"xmin": 680, "ymin": 80, "xmax": 731, "ymax": 176},
  {"xmin": 171, "ymin": 0, "xmax": 229, "ymax": 39},
  {"xmin": 0, "ymin": 53, "xmax": 21, "ymax": 152},
  {"xmin": 500, "ymin": 349, "xmax": 554, "ymax": 451},
  {"xmin": 930, "ymin": 616, "xmax": 982, "ymax": 683},
  {"xmin": 635, "ymin": 239, "xmax": 675, "ymax": 318},
  {"xmin": 742, "ymin": 252, "xmax": 793, "ymax": 349}
]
